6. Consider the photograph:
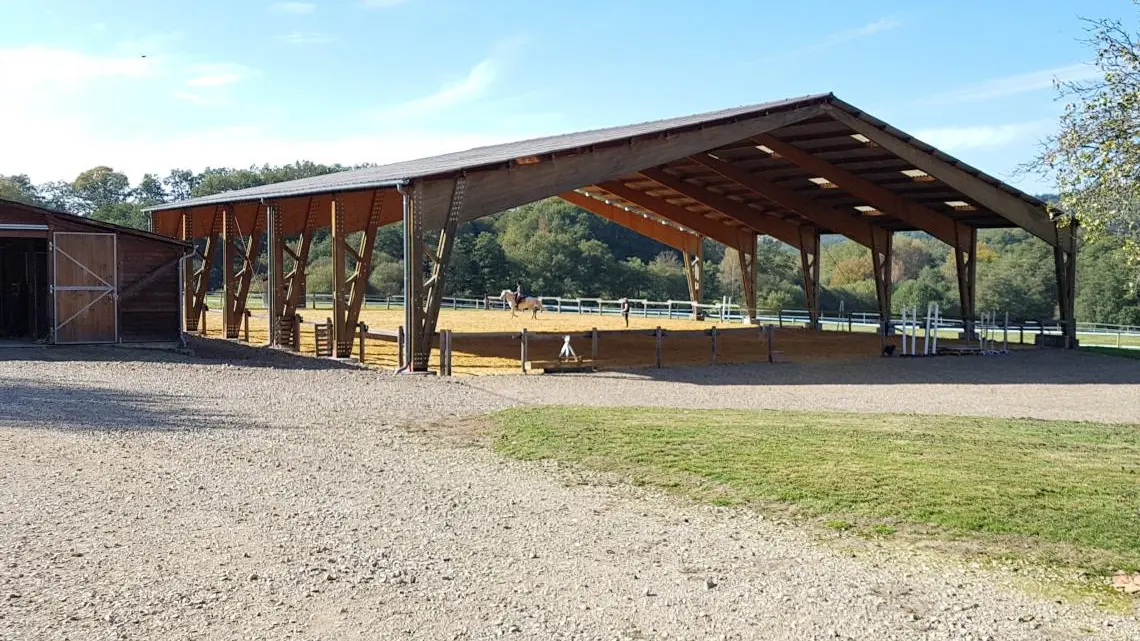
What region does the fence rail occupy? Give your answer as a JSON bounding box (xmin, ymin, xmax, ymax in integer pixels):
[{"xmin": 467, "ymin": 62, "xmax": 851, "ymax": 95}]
[{"xmin": 206, "ymin": 291, "xmax": 1140, "ymax": 349}]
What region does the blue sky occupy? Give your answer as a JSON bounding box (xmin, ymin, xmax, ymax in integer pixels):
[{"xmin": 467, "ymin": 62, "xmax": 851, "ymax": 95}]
[{"xmin": 1, "ymin": 0, "xmax": 1134, "ymax": 194}]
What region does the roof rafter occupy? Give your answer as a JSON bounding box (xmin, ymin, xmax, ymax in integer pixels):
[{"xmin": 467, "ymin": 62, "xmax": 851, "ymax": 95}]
[
  {"xmin": 559, "ymin": 190, "xmax": 701, "ymax": 254},
  {"xmin": 637, "ymin": 167, "xmax": 805, "ymax": 247},
  {"xmin": 595, "ymin": 180, "xmax": 754, "ymax": 250},
  {"xmin": 688, "ymin": 153, "xmax": 878, "ymax": 249},
  {"xmin": 753, "ymin": 133, "xmax": 968, "ymax": 247},
  {"xmin": 823, "ymin": 105, "xmax": 1072, "ymax": 252}
]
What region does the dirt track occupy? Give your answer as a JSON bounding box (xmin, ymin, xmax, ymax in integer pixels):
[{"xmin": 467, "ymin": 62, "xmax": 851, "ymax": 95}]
[{"xmin": 1, "ymin": 343, "xmax": 1137, "ymax": 640}]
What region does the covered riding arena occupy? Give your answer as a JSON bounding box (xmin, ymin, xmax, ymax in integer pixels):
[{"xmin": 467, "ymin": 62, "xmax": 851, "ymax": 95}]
[{"xmin": 146, "ymin": 93, "xmax": 1076, "ymax": 373}]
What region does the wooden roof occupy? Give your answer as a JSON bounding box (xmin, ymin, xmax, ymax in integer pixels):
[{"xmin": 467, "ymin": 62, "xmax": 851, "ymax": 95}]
[
  {"xmin": 1, "ymin": 198, "xmax": 191, "ymax": 247},
  {"xmin": 148, "ymin": 94, "xmax": 1071, "ymax": 251}
]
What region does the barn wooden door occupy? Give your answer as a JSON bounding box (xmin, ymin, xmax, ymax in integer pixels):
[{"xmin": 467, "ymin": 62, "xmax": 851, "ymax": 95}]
[{"xmin": 53, "ymin": 232, "xmax": 118, "ymax": 344}]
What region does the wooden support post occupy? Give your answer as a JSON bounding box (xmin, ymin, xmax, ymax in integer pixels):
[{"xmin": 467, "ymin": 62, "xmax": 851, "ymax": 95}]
[
  {"xmin": 591, "ymin": 328, "xmax": 598, "ymax": 360},
  {"xmin": 954, "ymin": 224, "xmax": 978, "ymax": 337},
  {"xmin": 221, "ymin": 206, "xmax": 239, "ymax": 338},
  {"xmin": 242, "ymin": 310, "xmax": 250, "ymax": 342},
  {"xmin": 737, "ymin": 233, "xmax": 758, "ymax": 323},
  {"xmin": 1054, "ymin": 226, "xmax": 1078, "ymax": 347},
  {"xmin": 710, "ymin": 326, "xmax": 718, "ymax": 364},
  {"xmin": 343, "ymin": 191, "xmax": 385, "ymax": 356},
  {"xmin": 293, "ymin": 314, "xmax": 301, "ymax": 351},
  {"xmin": 406, "ymin": 177, "xmax": 467, "ymax": 372},
  {"xmin": 282, "ymin": 198, "xmax": 318, "ymax": 349},
  {"xmin": 232, "ymin": 204, "xmax": 264, "ymax": 337},
  {"xmin": 683, "ymin": 242, "xmax": 704, "ymax": 320},
  {"xmin": 520, "ymin": 328, "xmax": 529, "ymax": 374},
  {"xmin": 267, "ymin": 203, "xmax": 285, "ymax": 345},
  {"xmin": 179, "ymin": 209, "xmax": 196, "ymax": 331},
  {"xmin": 870, "ymin": 227, "xmax": 893, "ymax": 336},
  {"xmin": 654, "ymin": 326, "xmax": 663, "ymax": 368},
  {"xmin": 199, "ymin": 305, "xmax": 208, "ymax": 336},
  {"xmin": 798, "ymin": 226, "xmax": 821, "ymax": 330},
  {"xmin": 330, "ymin": 196, "xmax": 349, "ymax": 357},
  {"xmin": 189, "ymin": 207, "xmax": 221, "ymax": 334}
]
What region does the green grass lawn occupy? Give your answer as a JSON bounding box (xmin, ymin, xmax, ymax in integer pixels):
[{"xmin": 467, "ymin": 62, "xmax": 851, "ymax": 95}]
[
  {"xmin": 1083, "ymin": 346, "xmax": 1140, "ymax": 360},
  {"xmin": 492, "ymin": 407, "xmax": 1140, "ymax": 574}
]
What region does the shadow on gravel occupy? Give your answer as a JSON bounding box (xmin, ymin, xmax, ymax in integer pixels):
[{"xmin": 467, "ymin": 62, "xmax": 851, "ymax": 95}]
[
  {"xmin": 0, "ymin": 335, "xmax": 364, "ymax": 372},
  {"xmin": 592, "ymin": 349, "xmax": 1140, "ymax": 386},
  {"xmin": 0, "ymin": 379, "xmax": 261, "ymax": 432}
]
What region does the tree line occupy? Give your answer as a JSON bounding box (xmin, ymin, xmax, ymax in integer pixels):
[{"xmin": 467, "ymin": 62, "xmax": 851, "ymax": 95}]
[{"xmin": 2, "ymin": 163, "xmax": 1137, "ymax": 325}]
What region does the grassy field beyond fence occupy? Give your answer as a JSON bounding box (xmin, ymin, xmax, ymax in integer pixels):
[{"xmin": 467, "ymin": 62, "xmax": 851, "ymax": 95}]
[{"xmin": 492, "ymin": 407, "xmax": 1140, "ymax": 575}]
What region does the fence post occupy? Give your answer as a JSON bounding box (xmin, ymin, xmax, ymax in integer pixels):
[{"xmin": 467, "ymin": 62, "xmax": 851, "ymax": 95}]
[
  {"xmin": 358, "ymin": 322, "xmax": 368, "ymax": 363},
  {"xmin": 847, "ymin": 313, "xmax": 853, "ymax": 333},
  {"xmin": 778, "ymin": 308, "xmax": 783, "ymax": 328},
  {"xmin": 520, "ymin": 328, "xmax": 529, "ymax": 374},
  {"xmin": 766, "ymin": 324, "xmax": 774, "ymax": 363},
  {"xmin": 397, "ymin": 325, "xmax": 405, "ymax": 367},
  {"xmin": 200, "ymin": 305, "xmax": 208, "ymax": 336},
  {"xmin": 711, "ymin": 326, "xmax": 718, "ymax": 365},
  {"xmin": 1118, "ymin": 330, "xmax": 1122, "ymax": 349},
  {"xmin": 591, "ymin": 328, "xmax": 598, "ymax": 361},
  {"xmin": 242, "ymin": 309, "xmax": 251, "ymax": 342},
  {"xmin": 293, "ymin": 314, "xmax": 302, "ymax": 351},
  {"xmin": 654, "ymin": 326, "xmax": 662, "ymax": 368}
]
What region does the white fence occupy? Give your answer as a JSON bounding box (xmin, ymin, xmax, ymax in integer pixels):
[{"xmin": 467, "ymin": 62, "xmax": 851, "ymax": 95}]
[{"xmin": 212, "ymin": 291, "xmax": 1140, "ymax": 348}]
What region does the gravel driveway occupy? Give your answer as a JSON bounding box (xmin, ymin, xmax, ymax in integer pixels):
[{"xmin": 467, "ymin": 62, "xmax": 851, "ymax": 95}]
[{"xmin": 1, "ymin": 344, "xmax": 1137, "ymax": 640}]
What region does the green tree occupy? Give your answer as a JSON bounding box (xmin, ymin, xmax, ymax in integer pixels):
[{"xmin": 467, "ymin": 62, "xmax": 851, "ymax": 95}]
[
  {"xmin": 893, "ymin": 266, "xmax": 952, "ymax": 312},
  {"xmin": 71, "ymin": 166, "xmax": 131, "ymax": 215},
  {"xmin": 0, "ymin": 174, "xmax": 43, "ymax": 205},
  {"xmin": 1031, "ymin": 4, "xmax": 1140, "ymax": 273}
]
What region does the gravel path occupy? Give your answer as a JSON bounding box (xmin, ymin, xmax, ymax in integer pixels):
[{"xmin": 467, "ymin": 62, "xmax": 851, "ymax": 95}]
[{"xmin": 1, "ymin": 345, "xmax": 1137, "ymax": 640}]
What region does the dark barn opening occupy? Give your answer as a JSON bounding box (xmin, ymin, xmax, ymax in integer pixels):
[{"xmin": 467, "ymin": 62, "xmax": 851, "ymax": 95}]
[{"xmin": 0, "ymin": 237, "xmax": 50, "ymax": 342}]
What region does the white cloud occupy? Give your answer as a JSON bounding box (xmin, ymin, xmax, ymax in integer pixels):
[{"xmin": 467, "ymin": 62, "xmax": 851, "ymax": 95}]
[
  {"xmin": 184, "ymin": 63, "xmax": 253, "ymax": 87},
  {"xmin": 919, "ymin": 64, "xmax": 1102, "ymax": 105},
  {"xmin": 359, "ymin": 0, "xmax": 411, "ymax": 8},
  {"xmin": 276, "ymin": 32, "xmax": 337, "ymax": 45},
  {"xmin": 0, "ymin": 46, "xmax": 159, "ymax": 89},
  {"xmin": 913, "ymin": 119, "xmax": 1054, "ymax": 151},
  {"xmin": 270, "ymin": 2, "xmax": 316, "ymax": 14},
  {"xmin": 379, "ymin": 59, "xmax": 496, "ymax": 117},
  {"xmin": 752, "ymin": 16, "xmax": 902, "ymax": 64}
]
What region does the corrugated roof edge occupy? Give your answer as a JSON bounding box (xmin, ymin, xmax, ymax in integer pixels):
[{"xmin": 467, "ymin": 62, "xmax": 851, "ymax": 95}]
[
  {"xmin": 0, "ymin": 198, "xmax": 193, "ymax": 247},
  {"xmin": 144, "ymin": 93, "xmax": 836, "ymax": 213},
  {"xmin": 825, "ymin": 98, "xmax": 1060, "ymax": 215}
]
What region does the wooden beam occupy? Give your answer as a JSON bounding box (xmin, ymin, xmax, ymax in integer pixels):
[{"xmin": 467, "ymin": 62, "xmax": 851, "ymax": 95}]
[
  {"xmin": 753, "ymin": 133, "xmax": 965, "ymax": 246},
  {"xmin": 189, "ymin": 207, "xmax": 221, "ymax": 333},
  {"xmin": 870, "ymin": 227, "xmax": 893, "ymax": 334},
  {"xmin": 232, "ymin": 204, "xmax": 264, "ymax": 330},
  {"xmin": 953, "ymin": 225, "xmax": 977, "ymax": 335},
  {"xmin": 683, "ymin": 242, "xmax": 703, "ymax": 319},
  {"xmin": 797, "ymin": 226, "xmax": 821, "ymax": 329},
  {"xmin": 267, "ymin": 203, "xmax": 285, "ymax": 345},
  {"xmin": 823, "ymin": 106, "xmax": 1072, "ymax": 252},
  {"xmin": 738, "ymin": 232, "xmax": 758, "ymax": 320},
  {"xmin": 595, "ymin": 180, "xmax": 754, "ymax": 251},
  {"xmin": 638, "ymin": 168, "xmax": 804, "ymax": 248},
  {"xmin": 179, "ymin": 210, "xmax": 196, "ymax": 331},
  {"xmin": 221, "ymin": 206, "xmax": 239, "ymax": 338},
  {"xmin": 330, "ymin": 196, "xmax": 349, "ymax": 357},
  {"xmin": 281, "ymin": 197, "xmax": 318, "ymax": 348},
  {"xmin": 559, "ymin": 190, "xmax": 700, "ymax": 255},
  {"xmin": 689, "ymin": 152, "xmax": 876, "ymax": 248},
  {"xmin": 417, "ymin": 176, "xmax": 467, "ymax": 369},
  {"xmin": 344, "ymin": 190, "xmax": 385, "ymax": 346}
]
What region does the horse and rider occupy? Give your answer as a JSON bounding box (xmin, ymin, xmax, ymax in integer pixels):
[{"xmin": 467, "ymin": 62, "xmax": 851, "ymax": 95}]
[{"xmin": 500, "ymin": 282, "xmax": 543, "ymax": 319}]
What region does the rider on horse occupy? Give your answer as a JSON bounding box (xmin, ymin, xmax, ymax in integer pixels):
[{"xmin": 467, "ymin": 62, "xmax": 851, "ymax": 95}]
[{"xmin": 515, "ymin": 282, "xmax": 525, "ymax": 307}]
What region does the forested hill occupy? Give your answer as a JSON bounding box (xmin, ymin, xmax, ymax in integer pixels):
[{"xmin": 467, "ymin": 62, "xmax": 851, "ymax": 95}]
[{"xmin": 2, "ymin": 165, "xmax": 1137, "ymax": 325}]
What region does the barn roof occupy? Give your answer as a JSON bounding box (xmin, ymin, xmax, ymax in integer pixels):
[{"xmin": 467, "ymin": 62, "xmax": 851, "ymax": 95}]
[
  {"xmin": 0, "ymin": 198, "xmax": 191, "ymax": 247},
  {"xmin": 146, "ymin": 93, "xmax": 1071, "ymax": 252}
]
